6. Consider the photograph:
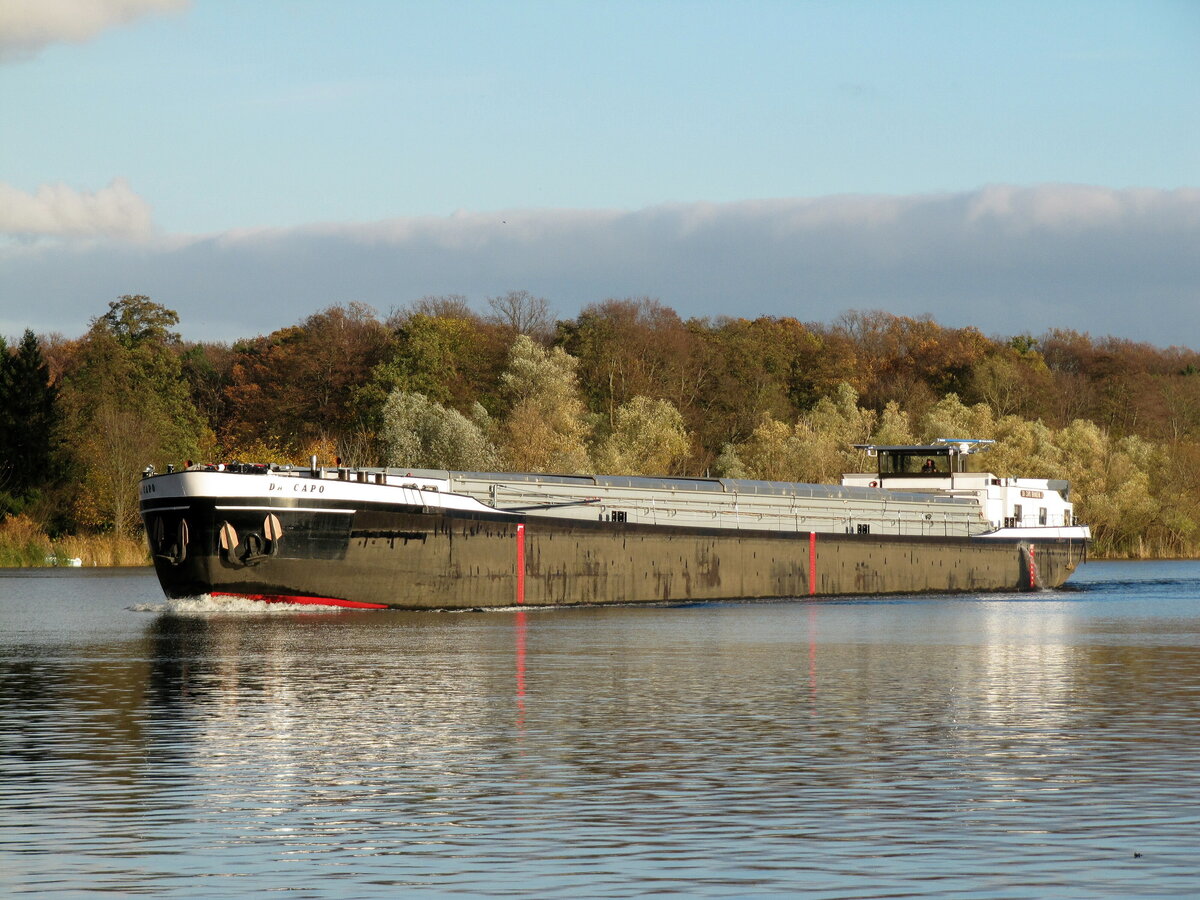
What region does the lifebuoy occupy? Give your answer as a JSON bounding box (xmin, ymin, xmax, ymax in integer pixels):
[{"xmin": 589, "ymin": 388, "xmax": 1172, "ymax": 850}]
[{"xmin": 869, "ymin": 480, "xmax": 878, "ymax": 488}]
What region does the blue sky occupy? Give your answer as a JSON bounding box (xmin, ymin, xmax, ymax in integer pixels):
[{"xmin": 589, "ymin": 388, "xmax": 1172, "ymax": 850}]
[{"xmin": 1, "ymin": 0, "xmax": 1197, "ymax": 344}]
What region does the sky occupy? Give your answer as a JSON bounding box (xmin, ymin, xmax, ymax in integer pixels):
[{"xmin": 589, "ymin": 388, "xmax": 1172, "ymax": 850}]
[{"xmin": 1, "ymin": 0, "xmax": 1197, "ymax": 346}]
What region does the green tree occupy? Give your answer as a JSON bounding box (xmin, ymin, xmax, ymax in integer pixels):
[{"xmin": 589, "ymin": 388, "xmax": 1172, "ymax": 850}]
[
  {"xmin": 724, "ymin": 383, "xmax": 876, "ymax": 483},
  {"xmin": 918, "ymin": 394, "xmax": 997, "ymax": 445},
  {"xmin": 179, "ymin": 341, "xmax": 235, "ymax": 432},
  {"xmin": 872, "ymin": 400, "xmax": 916, "ymax": 446},
  {"xmin": 592, "ymin": 396, "xmax": 691, "ymax": 476},
  {"xmin": 498, "ymin": 335, "xmax": 592, "ymax": 473},
  {"xmin": 361, "ymin": 311, "xmax": 504, "ymax": 414},
  {"xmin": 379, "ymin": 391, "xmax": 498, "ymax": 470},
  {"xmin": 0, "ymin": 331, "xmax": 60, "ymax": 513},
  {"xmin": 967, "ymin": 352, "xmax": 1046, "ymax": 418},
  {"xmin": 985, "ymin": 416, "xmax": 1062, "ymax": 479},
  {"xmin": 1055, "ymin": 420, "xmax": 1159, "ymax": 554},
  {"xmin": 59, "ymin": 296, "xmax": 210, "ymax": 536},
  {"xmin": 0, "ymin": 335, "xmax": 13, "ymax": 510}
]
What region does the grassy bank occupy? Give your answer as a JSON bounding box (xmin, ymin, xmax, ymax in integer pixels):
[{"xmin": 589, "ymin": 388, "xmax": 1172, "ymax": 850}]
[{"xmin": 0, "ymin": 515, "xmax": 150, "ymax": 567}]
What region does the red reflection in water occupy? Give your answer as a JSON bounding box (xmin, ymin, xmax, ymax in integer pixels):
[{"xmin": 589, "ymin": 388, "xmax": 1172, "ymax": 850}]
[
  {"xmin": 515, "ymin": 609, "xmax": 527, "ymax": 734},
  {"xmin": 808, "ymin": 603, "xmax": 818, "ymax": 709}
]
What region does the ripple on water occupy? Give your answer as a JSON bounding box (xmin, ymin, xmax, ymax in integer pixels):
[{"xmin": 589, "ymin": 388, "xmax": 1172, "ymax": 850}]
[{"xmin": 3, "ymin": 562, "xmax": 1200, "ymax": 897}]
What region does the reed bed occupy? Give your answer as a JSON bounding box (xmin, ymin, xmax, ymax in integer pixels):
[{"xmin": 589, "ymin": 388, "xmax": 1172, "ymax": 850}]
[
  {"xmin": 0, "ymin": 515, "xmax": 150, "ymax": 567},
  {"xmin": 51, "ymin": 533, "xmax": 150, "ymax": 567},
  {"xmin": 0, "ymin": 515, "xmax": 53, "ymax": 567}
]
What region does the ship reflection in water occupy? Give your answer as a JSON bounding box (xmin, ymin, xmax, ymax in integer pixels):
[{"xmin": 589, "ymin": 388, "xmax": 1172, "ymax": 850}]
[{"xmin": 2, "ymin": 563, "xmax": 1200, "ymax": 897}]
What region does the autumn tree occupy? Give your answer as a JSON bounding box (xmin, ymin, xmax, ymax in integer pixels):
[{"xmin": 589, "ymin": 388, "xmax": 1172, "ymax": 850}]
[
  {"xmin": 560, "ymin": 298, "xmax": 705, "ymax": 430},
  {"xmin": 1159, "ymin": 372, "xmax": 1200, "ymax": 442},
  {"xmin": 694, "ymin": 316, "xmax": 835, "ymax": 450},
  {"xmin": 639, "ymin": 316, "xmax": 856, "ymax": 477},
  {"xmin": 58, "ymin": 296, "xmax": 210, "ymax": 536},
  {"xmin": 222, "ymin": 303, "xmax": 390, "ymax": 461},
  {"xmin": 1035, "ymin": 329, "xmax": 1165, "ymax": 430},
  {"xmin": 828, "ymin": 311, "xmax": 995, "ymax": 414}
]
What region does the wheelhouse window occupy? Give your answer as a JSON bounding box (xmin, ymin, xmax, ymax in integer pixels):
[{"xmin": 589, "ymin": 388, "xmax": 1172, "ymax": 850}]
[{"xmin": 878, "ymin": 450, "xmax": 951, "ymax": 476}]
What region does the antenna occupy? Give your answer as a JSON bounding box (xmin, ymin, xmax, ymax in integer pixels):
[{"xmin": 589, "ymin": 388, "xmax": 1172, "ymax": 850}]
[{"xmin": 935, "ymin": 438, "xmax": 995, "ymax": 455}]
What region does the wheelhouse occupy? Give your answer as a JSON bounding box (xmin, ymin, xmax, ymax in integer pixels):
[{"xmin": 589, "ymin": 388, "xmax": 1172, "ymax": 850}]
[{"xmin": 853, "ymin": 439, "xmax": 993, "ymax": 480}]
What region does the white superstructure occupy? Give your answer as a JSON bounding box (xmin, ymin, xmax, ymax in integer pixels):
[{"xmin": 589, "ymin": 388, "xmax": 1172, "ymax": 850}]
[{"xmin": 841, "ymin": 440, "xmax": 1090, "ymax": 541}]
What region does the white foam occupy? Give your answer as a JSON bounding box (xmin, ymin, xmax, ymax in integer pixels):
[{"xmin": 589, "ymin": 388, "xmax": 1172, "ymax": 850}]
[{"xmin": 128, "ymin": 594, "xmax": 349, "ymax": 616}]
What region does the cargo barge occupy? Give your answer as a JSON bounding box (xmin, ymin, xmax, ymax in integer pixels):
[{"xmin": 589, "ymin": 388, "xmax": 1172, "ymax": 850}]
[{"xmin": 139, "ymin": 440, "xmax": 1090, "ymax": 609}]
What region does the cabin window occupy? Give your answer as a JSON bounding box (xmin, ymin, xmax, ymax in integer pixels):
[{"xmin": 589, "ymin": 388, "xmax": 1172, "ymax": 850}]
[
  {"xmin": 1039, "ymin": 507, "xmax": 1047, "ymax": 525},
  {"xmin": 1013, "ymin": 504, "xmax": 1023, "ymax": 524},
  {"xmin": 879, "ymin": 452, "xmax": 950, "ymax": 476}
]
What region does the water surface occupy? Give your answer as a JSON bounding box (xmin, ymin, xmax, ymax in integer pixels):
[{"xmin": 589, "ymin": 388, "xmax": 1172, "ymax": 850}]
[{"xmin": 2, "ymin": 562, "xmax": 1199, "ymax": 897}]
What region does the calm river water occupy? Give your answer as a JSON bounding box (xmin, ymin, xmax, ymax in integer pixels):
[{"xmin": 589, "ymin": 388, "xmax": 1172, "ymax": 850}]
[{"xmin": 2, "ymin": 562, "xmax": 1199, "ymax": 898}]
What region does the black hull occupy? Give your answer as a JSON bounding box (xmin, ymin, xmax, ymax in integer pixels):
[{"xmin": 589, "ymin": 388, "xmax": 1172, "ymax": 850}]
[{"xmin": 142, "ymin": 497, "xmax": 1088, "ymax": 609}]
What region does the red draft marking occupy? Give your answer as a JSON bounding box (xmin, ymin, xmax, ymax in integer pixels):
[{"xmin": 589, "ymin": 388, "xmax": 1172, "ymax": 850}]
[
  {"xmin": 211, "ymin": 591, "xmax": 387, "ymax": 609},
  {"xmin": 516, "ymin": 522, "xmax": 526, "ymax": 605},
  {"xmin": 1028, "ymin": 544, "xmax": 1038, "ymax": 589},
  {"xmin": 809, "ymin": 531, "xmax": 817, "ymax": 596}
]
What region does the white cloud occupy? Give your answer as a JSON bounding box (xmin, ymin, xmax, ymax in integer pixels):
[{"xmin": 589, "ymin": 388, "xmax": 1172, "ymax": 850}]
[
  {"xmin": 0, "ymin": 178, "xmax": 153, "ymax": 237},
  {"xmin": 0, "ymin": 185, "xmax": 1196, "ymax": 347},
  {"xmin": 0, "ymin": 0, "xmax": 188, "ymax": 61},
  {"xmin": 968, "ymin": 184, "xmax": 1130, "ymax": 229}
]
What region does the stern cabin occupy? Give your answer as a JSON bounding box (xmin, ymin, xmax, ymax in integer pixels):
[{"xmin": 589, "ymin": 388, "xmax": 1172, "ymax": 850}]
[{"xmin": 841, "ymin": 439, "xmax": 1079, "ymax": 533}]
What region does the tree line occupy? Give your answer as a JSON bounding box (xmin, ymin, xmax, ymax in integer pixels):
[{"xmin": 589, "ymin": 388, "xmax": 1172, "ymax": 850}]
[{"xmin": 3, "ymin": 292, "xmax": 1200, "ymax": 558}]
